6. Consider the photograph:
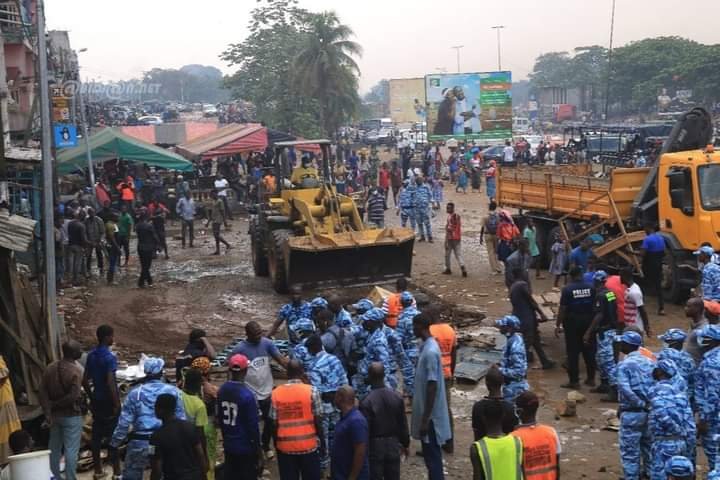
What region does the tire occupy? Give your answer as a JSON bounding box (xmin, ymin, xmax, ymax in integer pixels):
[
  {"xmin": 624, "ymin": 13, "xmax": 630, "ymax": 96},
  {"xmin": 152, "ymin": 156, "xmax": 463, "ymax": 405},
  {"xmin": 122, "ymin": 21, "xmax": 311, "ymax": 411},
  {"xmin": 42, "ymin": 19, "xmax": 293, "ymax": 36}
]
[
  {"xmin": 661, "ymin": 246, "xmax": 685, "ymax": 304},
  {"xmin": 250, "ymin": 220, "xmax": 269, "ymax": 277},
  {"xmin": 268, "ymin": 229, "xmax": 292, "ymax": 294}
]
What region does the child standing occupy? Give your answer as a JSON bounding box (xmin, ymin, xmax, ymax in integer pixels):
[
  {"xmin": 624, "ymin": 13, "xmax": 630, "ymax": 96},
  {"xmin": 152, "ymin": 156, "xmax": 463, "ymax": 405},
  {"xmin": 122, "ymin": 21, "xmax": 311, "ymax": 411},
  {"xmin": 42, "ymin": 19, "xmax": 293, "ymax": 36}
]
[
  {"xmin": 549, "ymin": 234, "xmax": 568, "ymax": 287},
  {"xmin": 431, "ymin": 178, "xmax": 444, "ymax": 209},
  {"xmin": 523, "ymin": 217, "xmax": 543, "ymax": 279}
]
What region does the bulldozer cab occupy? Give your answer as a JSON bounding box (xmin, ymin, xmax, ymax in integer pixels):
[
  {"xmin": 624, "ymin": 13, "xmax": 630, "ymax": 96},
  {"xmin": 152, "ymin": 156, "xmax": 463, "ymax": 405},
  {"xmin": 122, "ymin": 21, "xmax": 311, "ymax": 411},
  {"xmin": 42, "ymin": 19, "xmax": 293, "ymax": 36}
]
[{"xmin": 250, "ymin": 140, "xmax": 415, "ymax": 293}]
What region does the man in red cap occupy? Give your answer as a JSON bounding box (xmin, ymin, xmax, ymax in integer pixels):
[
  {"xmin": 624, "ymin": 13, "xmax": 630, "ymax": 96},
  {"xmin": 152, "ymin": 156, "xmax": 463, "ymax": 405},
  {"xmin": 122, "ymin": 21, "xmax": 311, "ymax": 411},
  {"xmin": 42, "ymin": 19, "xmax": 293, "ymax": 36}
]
[{"xmin": 217, "ymin": 354, "xmax": 263, "ymax": 480}]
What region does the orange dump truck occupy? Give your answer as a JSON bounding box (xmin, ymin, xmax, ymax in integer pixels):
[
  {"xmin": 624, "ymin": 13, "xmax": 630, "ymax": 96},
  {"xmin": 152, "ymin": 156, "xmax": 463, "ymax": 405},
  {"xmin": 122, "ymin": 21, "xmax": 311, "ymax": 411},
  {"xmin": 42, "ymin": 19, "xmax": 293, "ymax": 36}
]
[{"xmin": 497, "ymin": 107, "xmax": 719, "ymax": 302}]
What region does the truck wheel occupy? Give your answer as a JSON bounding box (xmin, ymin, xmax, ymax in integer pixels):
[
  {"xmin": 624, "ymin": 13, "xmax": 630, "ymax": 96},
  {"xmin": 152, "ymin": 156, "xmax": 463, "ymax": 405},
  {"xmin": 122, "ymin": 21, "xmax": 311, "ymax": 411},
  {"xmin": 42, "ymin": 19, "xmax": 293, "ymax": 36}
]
[
  {"xmin": 268, "ymin": 229, "xmax": 291, "ymax": 293},
  {"xmin": 661, "ymin": 246, "xmax": 684, "ymax": 304},
  {"xmin": 250, "ymin": 220, "xmax": 269, "ymax": 277}
]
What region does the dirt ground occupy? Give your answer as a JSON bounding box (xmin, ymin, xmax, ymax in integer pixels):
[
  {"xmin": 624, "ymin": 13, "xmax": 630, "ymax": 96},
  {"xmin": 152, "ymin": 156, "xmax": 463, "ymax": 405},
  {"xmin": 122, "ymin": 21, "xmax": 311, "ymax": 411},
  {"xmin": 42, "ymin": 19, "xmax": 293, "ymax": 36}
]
[{"xmin": 63, "ymin": 161, "xmax": 710, "ymax": 479}]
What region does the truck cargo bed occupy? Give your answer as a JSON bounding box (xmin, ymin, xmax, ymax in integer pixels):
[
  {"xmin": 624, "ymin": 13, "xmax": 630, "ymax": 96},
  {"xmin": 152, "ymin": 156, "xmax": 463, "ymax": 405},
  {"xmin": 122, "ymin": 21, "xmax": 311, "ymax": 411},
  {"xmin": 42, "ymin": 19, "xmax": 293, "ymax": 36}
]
[{"xmin": 497, "ymin": 165, "xmax": 650, "ymax": 221}]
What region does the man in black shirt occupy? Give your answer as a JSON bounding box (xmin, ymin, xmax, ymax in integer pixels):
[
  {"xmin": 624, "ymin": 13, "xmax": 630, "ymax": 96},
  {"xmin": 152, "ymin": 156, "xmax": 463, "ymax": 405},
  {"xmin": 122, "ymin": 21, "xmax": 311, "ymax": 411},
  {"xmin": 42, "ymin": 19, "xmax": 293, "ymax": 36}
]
[
  {"xmin": 556, "ymin": 266, "xmax": 597, "ymax": 389},
  {"xmin": 150, "ymin": 393, "xmax": 206, "ymax": 480},
  {"xmin": 471, "ymin": 366, "xmax": 518, "ymax": 441},
  {"xmin": 509, "ymin": 268, "xmax": 555, "ymax": 369},
  {"xmin": 359, "ymin": 362, "xmax": 409, "ymax": 480},
  {"xmin": 135, "ymin": 210, "xmax": 158, "ymax": 288}
]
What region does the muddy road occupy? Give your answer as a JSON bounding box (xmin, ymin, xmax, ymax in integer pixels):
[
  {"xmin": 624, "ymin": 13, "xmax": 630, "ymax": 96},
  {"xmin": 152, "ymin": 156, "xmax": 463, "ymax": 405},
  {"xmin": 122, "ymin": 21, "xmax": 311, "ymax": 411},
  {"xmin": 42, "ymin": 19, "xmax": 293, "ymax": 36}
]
[{"xmin": 63, "ymin": 177, "xmax": 710, "ymax": 479}]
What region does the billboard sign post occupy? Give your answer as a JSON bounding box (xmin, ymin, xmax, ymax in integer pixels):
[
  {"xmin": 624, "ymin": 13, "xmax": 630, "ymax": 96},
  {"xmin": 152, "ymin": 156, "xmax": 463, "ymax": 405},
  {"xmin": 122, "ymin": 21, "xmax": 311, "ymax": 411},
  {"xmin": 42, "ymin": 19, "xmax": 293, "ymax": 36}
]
[{"xmin": 425, "ymin": 71, "xmax": 512, "ymax": 142}]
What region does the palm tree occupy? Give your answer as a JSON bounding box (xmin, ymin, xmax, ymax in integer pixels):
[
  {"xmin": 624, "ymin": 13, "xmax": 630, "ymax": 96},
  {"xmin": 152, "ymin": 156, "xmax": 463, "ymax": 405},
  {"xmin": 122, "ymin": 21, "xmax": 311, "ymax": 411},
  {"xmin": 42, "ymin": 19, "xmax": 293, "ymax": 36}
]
[{"xmin": 293, "ymin": 11, "xmax": 362, "ymax": 136}]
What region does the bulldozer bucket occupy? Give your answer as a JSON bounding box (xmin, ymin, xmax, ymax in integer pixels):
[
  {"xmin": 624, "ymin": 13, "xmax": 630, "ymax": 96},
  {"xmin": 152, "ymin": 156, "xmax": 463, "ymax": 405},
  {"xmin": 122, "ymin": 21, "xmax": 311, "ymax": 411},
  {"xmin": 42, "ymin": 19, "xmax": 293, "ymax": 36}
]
[{"xmin": 284, "ymin": 228, "xmax": 415, "ymax": 290}]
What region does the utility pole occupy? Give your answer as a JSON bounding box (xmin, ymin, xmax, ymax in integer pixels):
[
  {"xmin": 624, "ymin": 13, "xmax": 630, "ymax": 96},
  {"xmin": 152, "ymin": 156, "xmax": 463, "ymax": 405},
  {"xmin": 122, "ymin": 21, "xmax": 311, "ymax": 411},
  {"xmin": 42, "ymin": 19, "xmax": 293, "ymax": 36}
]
[
  {"xmin": 604, "ymin": 0, "xmax": 616, "ymax": 121},
  {"xmin": 451, "ymin": 45, "xmax": 464, "ymax": 73},
  {"xmin": 492, "ymin": 26, "xmax": 505, "ymax": 71},
  {"xmin": 75, "ymin": 50, "xmax": 95, "ymax": 196},
  {"xmin": 37, "ymin": 0, "xmax": 59, "ymax": 357}
]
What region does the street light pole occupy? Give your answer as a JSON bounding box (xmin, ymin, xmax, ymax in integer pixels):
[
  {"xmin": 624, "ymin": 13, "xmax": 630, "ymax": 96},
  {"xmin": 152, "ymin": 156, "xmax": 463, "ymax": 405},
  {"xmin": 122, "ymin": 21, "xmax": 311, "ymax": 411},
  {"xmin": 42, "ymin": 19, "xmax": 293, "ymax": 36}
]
[
  {"xmin": 451, "ymin": 45, "xmax": 464, "ymax": 73},
  {"xmin": 492, "ymin": 26, "xmax": 505, "ymax": 71},
  {"xmin": 75, "ymin": 50, "xmax": 95, "ymax": 198},
  {"xmin": 37, "ymin": 0, "xmax": 59, "ymax": 358},
  {"xmin": 604, "ymin": 0, "xmax": 616, "ymax": 121}
]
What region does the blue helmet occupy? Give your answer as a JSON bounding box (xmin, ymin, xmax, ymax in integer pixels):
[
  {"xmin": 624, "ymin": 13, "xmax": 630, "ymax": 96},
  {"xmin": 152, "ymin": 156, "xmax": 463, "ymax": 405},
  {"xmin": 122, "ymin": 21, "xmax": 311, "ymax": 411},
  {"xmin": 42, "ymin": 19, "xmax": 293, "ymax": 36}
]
[
  {"xmin": 293, "ymin": 318, "xmax": 316, "ymax": 334},
  {"xmin": 664, "ymin": 456, "xmax": 694, "ymax": 477},
  {"xmin": 593, "ymin": 270, "xmax": 608, "ymax": 283},
  {"xmin": 615, "ymin": 331, "xmax": 642, "ymax": 347},
  {"xmin": 495, "ymin": 315, "xmax": 520, "ymax": 330},
  {"xmin": 658, "ymin": 328, "xmax": 687, "ymax": 343},
  {"xmin": 400, "ymin": 291, "xmax": 414, "ymax": 306},
  {"xmin": 144, "ymin": 357, "xmax": 165, "ymax": 375},
  {"xmin": 698, "ymin": 324, "xmax": 720, "ymax": 342},
  {"xmin": 655, "ymin": 358, "xmax": 677, "ymax": 378}
]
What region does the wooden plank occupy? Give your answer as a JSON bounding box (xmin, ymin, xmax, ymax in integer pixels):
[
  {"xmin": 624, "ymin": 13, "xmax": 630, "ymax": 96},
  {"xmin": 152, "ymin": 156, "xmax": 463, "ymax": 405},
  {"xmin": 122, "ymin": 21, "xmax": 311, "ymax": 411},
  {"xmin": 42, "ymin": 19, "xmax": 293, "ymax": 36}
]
[
  {"xmin": 593, "ymin": 230, "xmax": 646, "ymax": 258},
  {"xmin": 0, "ymin": 314, "xmax": 46, "ymax": 369}
]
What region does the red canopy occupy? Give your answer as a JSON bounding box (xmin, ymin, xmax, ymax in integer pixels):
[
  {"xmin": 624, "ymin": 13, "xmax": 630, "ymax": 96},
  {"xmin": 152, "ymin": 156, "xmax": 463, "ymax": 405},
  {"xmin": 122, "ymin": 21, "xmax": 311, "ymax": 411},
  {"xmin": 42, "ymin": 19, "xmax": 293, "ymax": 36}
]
[{"xmin": 176, "ymin": 123, "xmax": 268, "ymax": 160}]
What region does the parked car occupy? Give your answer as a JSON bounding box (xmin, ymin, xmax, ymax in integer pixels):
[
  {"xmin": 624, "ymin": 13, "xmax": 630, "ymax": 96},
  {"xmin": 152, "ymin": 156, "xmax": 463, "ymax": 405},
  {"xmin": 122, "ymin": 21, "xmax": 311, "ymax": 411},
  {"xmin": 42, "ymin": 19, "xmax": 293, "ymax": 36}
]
[
  {"xmin": 203, "ymin": 104, "xmax": 218, "ymax": 117},
  {"xmin": 482, "ymin": 145, "xmax": 505, "ymax": 164},
  {"xmin": 137, "ymin": 115, "xmax": 163, "ymax": 125}
]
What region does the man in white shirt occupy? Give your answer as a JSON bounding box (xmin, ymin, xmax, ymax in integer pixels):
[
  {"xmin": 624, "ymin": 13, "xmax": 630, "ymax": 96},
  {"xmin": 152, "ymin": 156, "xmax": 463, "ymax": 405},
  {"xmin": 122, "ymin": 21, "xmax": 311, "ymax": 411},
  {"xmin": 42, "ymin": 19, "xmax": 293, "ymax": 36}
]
[
  {"xmin": 213, "ymin": 173, "xmax": 233, "ymax": 222},
  {"xmin": 503, "ymin": 140, "xmax": 515, "ymax": 164},
  {"xmin": 620, "ymin": 267, "xmax": 650, "ymax": 334}
]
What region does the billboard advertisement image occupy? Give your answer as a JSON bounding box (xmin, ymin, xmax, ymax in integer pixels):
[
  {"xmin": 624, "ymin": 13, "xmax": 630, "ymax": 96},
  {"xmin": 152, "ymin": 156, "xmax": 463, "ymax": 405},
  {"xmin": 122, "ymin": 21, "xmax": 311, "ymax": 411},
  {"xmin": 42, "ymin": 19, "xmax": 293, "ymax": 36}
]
[
  {"xmin": 389, "ymin": 78, "xmax": 426, "ymax": 124},
  {"xmin": 425, "ymin": 71, "xmax": 512, "ymax": 141}
]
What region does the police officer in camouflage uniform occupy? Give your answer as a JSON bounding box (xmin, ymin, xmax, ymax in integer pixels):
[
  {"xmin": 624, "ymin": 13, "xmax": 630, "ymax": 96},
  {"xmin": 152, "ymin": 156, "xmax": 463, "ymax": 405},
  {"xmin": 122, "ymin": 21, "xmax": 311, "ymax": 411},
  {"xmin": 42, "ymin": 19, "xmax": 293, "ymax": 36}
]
[
  {"xmin": 694, "ymin": 324, "xmax": 720, "ymax": 471},
  {"xmin": 495, "ymin": 315, "xmax": 528, "ymax": 402},
  {"xmin": 307, "ymin": 334, "xmax": 348, "ymax": 471},
  {"xmin": 396, "ymin": 179, "xmax": 416, "ymax": 230},
  {"xmin": 110, "ymin": 358, "xmax": 186, "ymax": 480},
  {"xmin": 648, "ymin": 359, "xmax": 691, "ymax": 480},
  {"xmin": 290, "ymin": 318, "xmax": 318, "ymax": 372},
  {"xmin": 269, "ymin": 285, "xmax": 312, "ymax": 345},
  {"xmin": 352, "ymin": 308, "xmax": 394, "ymax": 399},
  {"xmin": 584, "ymin": 270, "xmax": 619, "ymax": 395},
  {"xmin": 413, "ymin": 176, "xmax": 433, "ymax": 242},
  {"xmin": 378, "ymin": 307, "xmax": 415, "ymax": 398},
  {"xmin": 396, "ymin": 292, "xmax": 420, "ymax": 372},
  {"xmin": 616, "ymin": 330, "xmax": 655, "ymax": 480},
  {"xmin": 657, "ymin": 329, "xmax": 696, "ymax": 401}
]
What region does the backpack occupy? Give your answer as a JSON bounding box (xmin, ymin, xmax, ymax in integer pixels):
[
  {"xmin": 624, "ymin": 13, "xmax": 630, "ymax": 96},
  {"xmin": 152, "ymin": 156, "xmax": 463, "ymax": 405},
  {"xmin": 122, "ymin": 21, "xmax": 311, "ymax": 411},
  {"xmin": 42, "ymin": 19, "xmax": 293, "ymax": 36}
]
[
  {"xmin": 486, "ymin": 212, "xmax": 499, "ymax": 235},
  {"xmin": 327, "ymin": 326, "xmax": 354, "ymax": 367}
]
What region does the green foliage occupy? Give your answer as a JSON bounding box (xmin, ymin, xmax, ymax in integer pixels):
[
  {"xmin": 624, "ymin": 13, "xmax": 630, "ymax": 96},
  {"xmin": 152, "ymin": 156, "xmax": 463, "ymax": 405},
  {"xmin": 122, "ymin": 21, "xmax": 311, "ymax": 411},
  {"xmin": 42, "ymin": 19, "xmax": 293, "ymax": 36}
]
[
  {"xmin": 142, "ymin": 66, "xmax": 227, "ymax": 103},
  {"xmin": 222, "ymin": 0, "xmax": 361, "ymax": 137},
  {"xmin": 529, "ymin": 36, "xmax": 720, "ymax": 114}
]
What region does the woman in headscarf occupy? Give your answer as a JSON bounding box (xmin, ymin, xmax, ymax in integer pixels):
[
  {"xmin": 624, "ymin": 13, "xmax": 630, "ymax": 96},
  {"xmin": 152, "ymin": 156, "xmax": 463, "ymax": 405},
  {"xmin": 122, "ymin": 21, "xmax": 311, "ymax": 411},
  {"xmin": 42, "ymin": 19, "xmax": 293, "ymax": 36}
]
[{"xmin": 191, "ymin": 357, "xmax": 218, "ymax": 480}]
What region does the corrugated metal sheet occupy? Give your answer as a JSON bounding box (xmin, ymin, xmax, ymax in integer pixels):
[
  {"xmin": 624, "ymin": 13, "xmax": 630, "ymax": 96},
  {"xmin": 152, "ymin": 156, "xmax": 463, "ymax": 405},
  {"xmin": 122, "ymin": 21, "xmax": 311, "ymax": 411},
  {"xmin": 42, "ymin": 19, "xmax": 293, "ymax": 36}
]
[{"xmin": 0, "ymin": 210, "xmax": 36, "ymax": 252}]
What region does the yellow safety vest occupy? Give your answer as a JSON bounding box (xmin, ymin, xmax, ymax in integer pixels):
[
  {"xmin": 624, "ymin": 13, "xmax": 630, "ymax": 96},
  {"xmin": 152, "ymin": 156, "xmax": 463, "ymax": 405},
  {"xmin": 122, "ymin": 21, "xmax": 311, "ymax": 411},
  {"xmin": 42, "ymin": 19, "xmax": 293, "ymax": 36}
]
[{"xmin": 474, "ymin": 435, "xmax": 524, "ymax": 480}]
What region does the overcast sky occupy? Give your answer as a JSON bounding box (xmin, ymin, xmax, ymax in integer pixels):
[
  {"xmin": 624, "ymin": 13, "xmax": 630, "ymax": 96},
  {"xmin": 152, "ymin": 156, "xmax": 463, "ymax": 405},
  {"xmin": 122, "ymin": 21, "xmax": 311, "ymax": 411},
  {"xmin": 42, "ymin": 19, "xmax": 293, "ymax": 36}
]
[{"xmin": 46, "ymin": 0, "xmax": 720, "ymax": 93}]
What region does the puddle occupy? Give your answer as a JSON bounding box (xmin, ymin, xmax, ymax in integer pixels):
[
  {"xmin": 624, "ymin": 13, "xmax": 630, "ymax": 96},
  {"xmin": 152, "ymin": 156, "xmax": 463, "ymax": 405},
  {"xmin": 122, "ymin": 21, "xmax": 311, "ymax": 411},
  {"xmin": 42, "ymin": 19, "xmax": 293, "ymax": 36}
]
[{"xmin": 156, "ymin": 259, "xmax": 252, "ymax": 282}]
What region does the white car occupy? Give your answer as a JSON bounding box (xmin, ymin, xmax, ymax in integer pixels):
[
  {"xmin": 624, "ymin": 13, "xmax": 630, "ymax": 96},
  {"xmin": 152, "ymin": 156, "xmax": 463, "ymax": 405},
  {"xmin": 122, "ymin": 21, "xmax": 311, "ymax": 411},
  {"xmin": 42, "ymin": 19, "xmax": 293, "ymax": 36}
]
[
  {"xmin": 202, "ymin": 104, "xmax": 218, "ymax": 117},
  {"xmin": 138, "ymin": 116, "xmax": 163, "ymax": 125}
]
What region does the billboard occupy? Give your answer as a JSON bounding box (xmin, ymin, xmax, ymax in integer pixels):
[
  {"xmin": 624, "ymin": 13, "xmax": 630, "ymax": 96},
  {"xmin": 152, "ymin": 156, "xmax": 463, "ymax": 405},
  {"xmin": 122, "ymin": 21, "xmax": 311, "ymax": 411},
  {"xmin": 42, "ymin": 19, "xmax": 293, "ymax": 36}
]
[
  {"xmin": 425, "ymin": 71, "xmax": 512, "ymax": 141},
  {"xmin": 389, "ymin": 78, "xmax": 426, "ymax": 124}
]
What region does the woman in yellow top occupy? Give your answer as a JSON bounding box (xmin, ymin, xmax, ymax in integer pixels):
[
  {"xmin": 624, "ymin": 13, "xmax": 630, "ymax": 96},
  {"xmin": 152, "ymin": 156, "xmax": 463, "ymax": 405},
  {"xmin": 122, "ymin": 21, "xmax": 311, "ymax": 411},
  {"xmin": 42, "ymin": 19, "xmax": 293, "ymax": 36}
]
[{"xmin": 0, "ymin": 356, "xmax": 21, "ymax": 464}]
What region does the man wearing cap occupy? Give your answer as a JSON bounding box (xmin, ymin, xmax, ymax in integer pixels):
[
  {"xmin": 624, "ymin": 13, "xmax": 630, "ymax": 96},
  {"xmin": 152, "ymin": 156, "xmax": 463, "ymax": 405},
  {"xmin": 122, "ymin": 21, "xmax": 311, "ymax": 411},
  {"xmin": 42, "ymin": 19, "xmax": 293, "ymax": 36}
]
[
  {"xmin": 413, "ymin": 175, "xmax": 433, "ymax": 243},
  {"xmin": 291, "ymin": 318, "xmax": 319, "ymax": 372},
  {"xmin": 657, "ymin": 329, "xmax": 695, "ymax": 396},
  {"xmin": 648, "ymin": 359, "xmax": 692, "ymax": 480},
  {"xmin": 352, "ymin": 308, "xmax": 394, "ymax": 399},
  {"xmin": 584, "ymin": 270, "xmax": 620, "ymax": 395},
  {"xmin": 217, "ymin": 354, "xmax": 263, "ymax": 480},
  {"xmin": 615, "ymin": 331, "xmax": 655, "ymax": 480},
  {"xmin": 396, "ymin": 292, "xmax": 421, "ymax": 373},
  {"xmin": 307, "ymin": 335, "xmax": 348, "ymax": 472},
  {"xmin": 696, "ymin": 245, "xmax": 720, "ymax": 303},
  {"xmin": 309, "ymin": 297, "xmax": 329, "ymax": 322},
  {"xmin": 110, "ymin": 357, "xmax": 186, "ymax": 480},
  {"xmin": 495, "ymin": 315, "xmax": 529, "ymax": 401},
  {"xmin": 693, "ymin": 323, "xmax": 720, "ymax": 471},
  {"xmin": 269, "ymin": 287, "xmax": 312, "ymax": 345},
  {"xmin": 396, "ymin": 179, "xmax": 417, "ymax": 230},
  {"xmin": 232, "ymin": 321, "xmax": 289, "ymax": 459},
  {"xmin": 664, "ymin": 455, "xmax": 694, "ymax": 480},
  {"xmin": 270, "ymin": 359, "xmax": 324, "ymax": 480}
]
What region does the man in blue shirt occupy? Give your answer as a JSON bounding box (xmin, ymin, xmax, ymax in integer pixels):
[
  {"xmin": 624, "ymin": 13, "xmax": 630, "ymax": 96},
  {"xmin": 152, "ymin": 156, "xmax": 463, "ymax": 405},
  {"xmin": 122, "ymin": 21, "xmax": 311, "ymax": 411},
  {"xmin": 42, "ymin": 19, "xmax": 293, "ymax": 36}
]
[
  {"xmin": 83, "ymin": 325, "xmax": 121, "ymax": 479},
  {"xmin": 640, "ymin": 224, "xmax": 666, "ymax": 315},
  {"xmin": 411, "ymin": 313, "xmax": 451, "ymax": 480},
  {"xmin": 217, "ymin": 354, "xmax": 263, "ymax": 480},
  {"xmin": 569, "ymin": 238, "xmax": 594, "ymax": 273},
  {"xmin": 331, "ymin": 386, "xmax": 369, "ymax": 480},
  {"xmin": 557, "ymin": 267, "xmax": 597, "ymax": 389}
]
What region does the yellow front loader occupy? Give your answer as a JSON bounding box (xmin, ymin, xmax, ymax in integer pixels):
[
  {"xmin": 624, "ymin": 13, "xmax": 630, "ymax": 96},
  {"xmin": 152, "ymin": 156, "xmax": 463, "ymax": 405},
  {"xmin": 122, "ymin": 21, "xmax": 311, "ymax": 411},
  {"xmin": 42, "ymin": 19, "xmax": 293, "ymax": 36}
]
[{"xmin": 249, "ymin": 140, "xmax": 415, "ymax": 293}]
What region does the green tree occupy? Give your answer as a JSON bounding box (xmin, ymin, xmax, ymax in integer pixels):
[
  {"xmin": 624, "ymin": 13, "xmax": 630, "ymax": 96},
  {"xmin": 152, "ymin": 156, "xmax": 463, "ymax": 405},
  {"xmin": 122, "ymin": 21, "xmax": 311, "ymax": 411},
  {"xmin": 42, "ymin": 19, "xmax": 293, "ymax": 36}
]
[
  {"xmin": 293, "ymin": 11, "xmax": 362, "ymax": 135},
  {"xmin": 528, "ymin": 52, "xmax": 573, "ymax": 88}
]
